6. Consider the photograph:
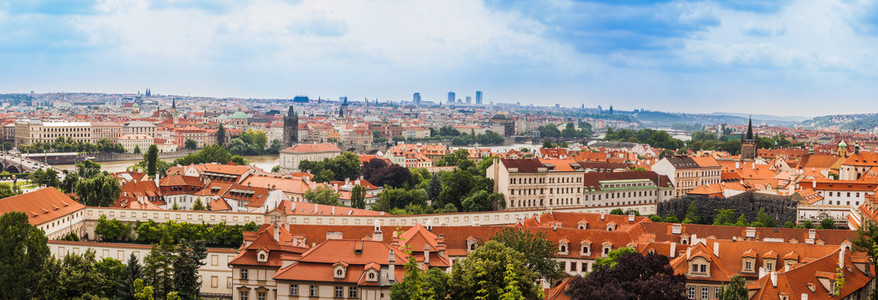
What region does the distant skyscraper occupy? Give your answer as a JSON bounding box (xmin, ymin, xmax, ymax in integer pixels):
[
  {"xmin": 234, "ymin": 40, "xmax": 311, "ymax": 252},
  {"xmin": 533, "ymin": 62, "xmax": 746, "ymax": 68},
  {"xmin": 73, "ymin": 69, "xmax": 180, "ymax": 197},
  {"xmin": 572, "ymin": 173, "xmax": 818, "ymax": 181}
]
[
  {"xmin": 475, "ymin": 91, "xmax": 482, "ymax": 104},
  {"xmin": 447, "ymin": 91, "xmax": 455, "ymax": 105},
  {"xmin": 466, "ymin": 96, "xmax": 471, "ymax": 104},
  {"xmin": 413, "ymin": 92, "xmax": 421, "ymax": 105}
]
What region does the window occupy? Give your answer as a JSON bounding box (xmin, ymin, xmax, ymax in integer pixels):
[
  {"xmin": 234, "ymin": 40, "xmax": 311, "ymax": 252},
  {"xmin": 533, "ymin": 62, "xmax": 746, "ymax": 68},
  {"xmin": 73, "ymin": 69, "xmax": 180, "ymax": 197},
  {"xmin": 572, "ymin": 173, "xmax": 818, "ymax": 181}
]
[
  {"xmin": 349, "ymin": 287, "xmax": 358, "ymax": 298},
  {"xmin": 240, "ymin": 291, "xmax": 248, "ymax": 300},
  {"xmin": 692, "ymin": 264, "xmax": 698, "ymax": 272},
  {"xmin": 688, "ymin": 286, "xmax": 695, "ymax": 299},
  {"xmin": 310, "ymin": 285, "xmax": 319, "ymax": 297},
  {"xmin": 257, "ymin": 292, "xmax": 265, "ymax": 300},
  {"xmin": 240, "ymin": 269, "xmax": 248, "ymax": 280},
  {"xmin": 767, "ymin": 262, "xmax": 774, "ymax": 270},
  {"xmin": 335, "ymin": 286, "xmax": 344, "ymax": 298},
  {"xmin": 701, "ymin": 287, "xmax": 708, "ymax": 299},
  {"xmin": 745, "ymin": 261, "xmax": 752, "ymax": 270},
  {"xmin": 699, "ymin": 264, "xmax": 706, "ymax": 273},
  {"xmin": 290, "ymin": 284, "xmax": 299, "ymax": 296},
  {"xmin": 714, "ymin": 287, "xmax": 720, "ymax": 299}
]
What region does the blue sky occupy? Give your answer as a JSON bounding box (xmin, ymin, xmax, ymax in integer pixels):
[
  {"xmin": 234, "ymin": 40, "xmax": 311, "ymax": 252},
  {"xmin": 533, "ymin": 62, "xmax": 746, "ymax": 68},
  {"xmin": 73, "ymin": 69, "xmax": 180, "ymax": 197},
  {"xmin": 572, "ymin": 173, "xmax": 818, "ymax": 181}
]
[{"xmin": 2, "ymin": 0, "xmax": 878, "ymax": 116}]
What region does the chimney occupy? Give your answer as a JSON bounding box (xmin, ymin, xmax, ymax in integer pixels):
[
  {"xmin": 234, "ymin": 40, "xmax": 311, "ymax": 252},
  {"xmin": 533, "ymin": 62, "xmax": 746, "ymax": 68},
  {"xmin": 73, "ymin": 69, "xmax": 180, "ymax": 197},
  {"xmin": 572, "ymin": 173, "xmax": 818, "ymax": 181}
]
[
  {"xmin": 388, "ymin": 250, "xmax": 396, "ymax": 282},
  {"xmin": 274, "ymin": 225, "xmax": 280, "ymax": 242},
  {"xmin": 802, "ymin": 294, "xmax": 808, "ymax": 300},
  {"xmin": 808, "ymin": 229, "xmax": 816, "ymax": 240},
  {"xmin": 770, "ymin": 271, "xmax": 777, "ymax": 287},
  {"xmin": 372, "ymin": 220, "xmax": 383, "ymax": 241},
  {"xmin": 628, "ymin": 212, "xmax": 635, "ymax": 223},
  {"xmin": 553, "ymin": 223, "xmax": 559, "ymax": 231},
  {"xmin": 426, "ymin": 220, "xmax": 433, "ymax": 231},
  {"xmin": 839, "ymin": 245, "xmax": 846, "ymax": 269},
  {"xmin": 759, "ymin": 267, "xmax": 767, "ymax": 279},
  {"xmin": 686, "ymin": 246, "xmax": 691, "ymax": 259},
  {"xmin": 745, "ymin": 227, "xmax": 756, "ymax": 239},
  {"xmin": 671, "ymin": 223, "xmax": 682, "ymax": 235},
  {"xmin": 670, "ymin": 242, "xmax": 676, "ymax": 258},
  {"xmin": 331, "ymin": 207, "xmax": 335, "ymax": 215},
  {"xmin": 812, "ymin": 180, "xmax": 817, "ymax": 189},
  {"xmin": 785, "ymin": 265, "xmax": 790, "ymax": 272},
  {"xmin": 424, "ymin": 244, "xmax": 430, "ymax": 266},
  {"xmin": 735, "ymin": 162, "xmax": 740, "ymax": 169},
  {"xmin": 713, "ymin": 242, "xmax": 719, "ymax": 257},
  {"xmin": 600, "ymin": 213, "xmax": 605, "ymax": 221}
]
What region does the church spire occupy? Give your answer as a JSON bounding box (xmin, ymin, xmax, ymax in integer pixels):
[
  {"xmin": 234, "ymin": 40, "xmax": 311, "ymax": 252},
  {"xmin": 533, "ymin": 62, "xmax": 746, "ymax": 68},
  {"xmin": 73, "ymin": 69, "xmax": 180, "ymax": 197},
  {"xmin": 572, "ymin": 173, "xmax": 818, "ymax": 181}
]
[{"xmin": 746, "ymin": 115, "xmax": 753, "ymax": 140}]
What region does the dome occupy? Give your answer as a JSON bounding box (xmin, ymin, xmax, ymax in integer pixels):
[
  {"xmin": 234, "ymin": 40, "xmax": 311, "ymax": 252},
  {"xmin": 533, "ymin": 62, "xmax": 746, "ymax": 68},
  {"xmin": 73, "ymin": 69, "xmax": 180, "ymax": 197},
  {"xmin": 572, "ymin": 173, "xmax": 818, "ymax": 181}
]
[
  {"xmin": 231, "ymin": 110, "xmax": 248, "ymax": 120},
  {"xmin": 491, "ymin": 113, "xmax": 509, "ymax": 120},
  {"xmin": 839, "ymin": 140, "xmax": 847, "ymax": 148}
]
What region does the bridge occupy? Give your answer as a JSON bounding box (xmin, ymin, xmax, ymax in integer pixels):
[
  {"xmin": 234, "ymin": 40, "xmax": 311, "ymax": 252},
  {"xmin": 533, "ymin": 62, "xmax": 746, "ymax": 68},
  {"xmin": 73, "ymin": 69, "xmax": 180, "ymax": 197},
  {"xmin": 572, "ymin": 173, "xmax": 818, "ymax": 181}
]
[{"xmin": 0, "ymin": 154, "xmax": 65, "ymax": 174}]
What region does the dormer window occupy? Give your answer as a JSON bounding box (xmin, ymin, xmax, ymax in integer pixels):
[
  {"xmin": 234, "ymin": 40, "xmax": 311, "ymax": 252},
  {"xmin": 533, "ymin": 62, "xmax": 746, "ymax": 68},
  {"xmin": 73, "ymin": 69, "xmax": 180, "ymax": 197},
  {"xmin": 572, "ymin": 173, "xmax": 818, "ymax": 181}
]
[
  {"xmin": 367, "ymin": 271, "xmax": 377, "ymax": 282},
  {"xmin": 606, "ymin": 222, "xmax": 616, "ymax": 231},
  {"xmin": 257, "ymin": 250, "xmax": 268, "ymax": 263}
]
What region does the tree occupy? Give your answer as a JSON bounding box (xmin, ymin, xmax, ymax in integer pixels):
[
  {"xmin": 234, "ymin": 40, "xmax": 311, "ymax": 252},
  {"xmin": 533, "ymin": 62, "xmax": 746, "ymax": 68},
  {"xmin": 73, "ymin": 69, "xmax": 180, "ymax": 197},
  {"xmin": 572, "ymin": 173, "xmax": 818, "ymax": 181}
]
[
  {"xmin": 75, "ymin": 174, "xmax": 121, "ymax": 207},
  {"xmin": 299, "ymin": 152, "xmax": 362, "ymax": 182},
  {"xmin": 449, "ymin": 240, "xmax": 542, "ymax": 299},
  {"xmin": 717, "ymin": 275, "xmax": 748, "ymax": 300},
  {"xmin": 595, "ymin": 247, "xmax": 636, "ymax": 269},
  {"xmin": 146, "ymin": 145, "xmax": 159, "ymax": 176},
  {"xmin": 121, "ymin": 253, "xmax": 143, "ymax": 300},
  {"xmin": 216, "ymin": 124, "xmax": 226, "ymax": 146},
  {"xmin": 713, "ymin": 209, "xmax": 738, "ymax": 226},
  {"xmin": 853, "ymin": 221, "xmax": 878, "ymax": 299},
  {"xmin": 567, "ymin": 251, "xmax": 686, "ymax": 300},
  {"xmin": 133, "ymin": 145, "xmax": 141, "ymax": 154},
  {"xmin": 143, "ymin": 239, "xmax": 174, "ymax": 299},
  {"xmin": 184, "ymin": 139, "xmax": 198, "ymax": 150},
  {"xmin": 0, "ymin": 212, "xmax": 50, "ymax": 300},
  {"xmin": 391, "ymin": 250, "xmax": 438, "ymax": 300},
  {"xmin": 490, "ymin": 227, "xmax": 562, "ymax": 282},
  {"xmin": 173, "ymin": 239, "xmax": 207, "ymax": 300},
  {"xmin": 76, "ymin": 159, "xmax": 103, "ymax": 178},
  {"xmin": 0, "ymin": 183, "xmax": 21, "ymax": 198},
  {"xmin": 304, "ymin": 186, "xmax": 342, "ymax": 206},
  {"xmin": 683, "ymin": 201, "xmax": 701, "ymax": 224},
  {"xmin": 461, "ymin": 190, "xmax": 506, "ymax": 212},
  {"xmin": 271, "ymin": 165, "xmax": 281, "ymax": 172},
  {"xmin": 373, "ymin": 187, "xmax": 428, "ymax": 212},
  {"xmin": 133, "ymin": 279, "xmax": 154, "ymax": 300},
  {"xmin": 428, "ymin": 174, "xmax": 442, "ymax": 201},
  {"xmin": 192, "ymin": 198, "xmax": 206, "ymax": 211},
  {"xmin": 756, "ymin": 208, "xmax": 777, "ymax": 227},
  {"xmin": 362, "ymin": 158, "xmax": 415, "ymax": 189},
  {"xmin": 820, "ymin": 218, "xmax": 836, "ymax": 229},
  {"xmin": 351, "ymin": 185, "xmax": 366, "ymax": 209}
]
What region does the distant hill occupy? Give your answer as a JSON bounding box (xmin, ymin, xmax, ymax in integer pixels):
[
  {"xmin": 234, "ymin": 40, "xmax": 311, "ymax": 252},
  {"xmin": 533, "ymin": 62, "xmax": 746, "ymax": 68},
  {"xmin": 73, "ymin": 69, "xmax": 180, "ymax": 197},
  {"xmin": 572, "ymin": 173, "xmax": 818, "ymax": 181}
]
[
  {"xmin": 802, "ymin": 113, "xmax": 878, "ymax": 130},
  {"xmin": 710, "ymin": 112, "xmax": 809, "ymax": 123},
  {"xmin": 630, "ymin": 111, "xmax": 800, "ymax": 129}
]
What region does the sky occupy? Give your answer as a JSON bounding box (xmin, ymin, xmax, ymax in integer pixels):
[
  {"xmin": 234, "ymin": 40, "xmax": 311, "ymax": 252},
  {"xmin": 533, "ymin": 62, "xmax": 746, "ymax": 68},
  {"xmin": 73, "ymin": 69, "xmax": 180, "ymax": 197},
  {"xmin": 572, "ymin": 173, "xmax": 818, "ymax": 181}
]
[{"xmin": 2, "ymin": 0, "xmax": 878, "ymax": 116}]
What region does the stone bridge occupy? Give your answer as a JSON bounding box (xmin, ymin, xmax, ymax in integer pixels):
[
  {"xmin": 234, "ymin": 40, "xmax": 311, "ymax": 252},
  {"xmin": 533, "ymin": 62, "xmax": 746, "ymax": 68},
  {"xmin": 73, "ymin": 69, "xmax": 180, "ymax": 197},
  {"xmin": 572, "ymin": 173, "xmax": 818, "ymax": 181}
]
[{"xmin": 0, "ymin": 154, "xmax": 63, "ymax": 174}]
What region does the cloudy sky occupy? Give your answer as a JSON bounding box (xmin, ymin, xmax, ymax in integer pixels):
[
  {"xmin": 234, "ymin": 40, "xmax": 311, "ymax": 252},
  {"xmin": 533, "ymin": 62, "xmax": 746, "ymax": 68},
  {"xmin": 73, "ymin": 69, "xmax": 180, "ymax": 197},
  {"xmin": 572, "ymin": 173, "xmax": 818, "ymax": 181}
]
[{"xmin": 2, "ymin": 0, "xmax": 878, "ymax": 116}]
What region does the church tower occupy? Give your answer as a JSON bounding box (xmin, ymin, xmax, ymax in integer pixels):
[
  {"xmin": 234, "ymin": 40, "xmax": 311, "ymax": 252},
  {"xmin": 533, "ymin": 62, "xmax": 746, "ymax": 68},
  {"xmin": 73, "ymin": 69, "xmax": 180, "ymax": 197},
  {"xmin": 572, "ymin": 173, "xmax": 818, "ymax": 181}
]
[
  {"xmin": 740, "ymin": 116, "xmax": 757, "ymax": 161},
  {"xmin": 283, "ymin": 105, "xmax": 299, "ymax": 147}
]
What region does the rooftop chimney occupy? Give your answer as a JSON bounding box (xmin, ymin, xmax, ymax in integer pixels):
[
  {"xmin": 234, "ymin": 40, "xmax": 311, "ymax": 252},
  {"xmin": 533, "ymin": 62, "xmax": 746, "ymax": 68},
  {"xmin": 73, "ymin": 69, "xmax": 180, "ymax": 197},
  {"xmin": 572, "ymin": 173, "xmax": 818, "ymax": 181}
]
[
  {"xmin": 713, "ymin": 242, "xmax": 719, "ymax": 257},
  {"xmin": 274, "ymin": 225, "xmax": 280, "ymax": 242},
  {"xmin": 628, "ymin": 212, "xmax": 635, "ymax": 223},
  {"xmin": 670, "ymin": 242, "xmax": 676, "ymax": 258},
  {"xmin": 424, "ymin": 244, "xmax": 430, "ymax": 266},
  {"xmin": 770, "ymin": 271, "xmax": 777, "ymax": 287},
  {"xmin": 671, "ymin": 223, "xmax": 682, "ymax": 235},
  {"xmin": 388, "ymin": 250, "xmax": 396, "ymax": 283}
]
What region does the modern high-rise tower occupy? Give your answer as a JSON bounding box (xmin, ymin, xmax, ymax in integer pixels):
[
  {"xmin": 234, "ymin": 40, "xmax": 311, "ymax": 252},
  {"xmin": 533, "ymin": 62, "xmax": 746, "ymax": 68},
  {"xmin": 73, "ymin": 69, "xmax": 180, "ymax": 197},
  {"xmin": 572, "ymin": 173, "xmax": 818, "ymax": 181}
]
[
  {"xmin": 447, "ymin": 91, "xmax": 455, "ymax": 105},
  {"xmin": 475, "ymin": 91, "xmax": 482, "ymax": 104},
  {"xmin": 465, "ymin": 96, "xmax": 472, "ymax": 104},
  {"xmin": 413, "ymin": 93, "xmax": 421, "ymax": 105}
]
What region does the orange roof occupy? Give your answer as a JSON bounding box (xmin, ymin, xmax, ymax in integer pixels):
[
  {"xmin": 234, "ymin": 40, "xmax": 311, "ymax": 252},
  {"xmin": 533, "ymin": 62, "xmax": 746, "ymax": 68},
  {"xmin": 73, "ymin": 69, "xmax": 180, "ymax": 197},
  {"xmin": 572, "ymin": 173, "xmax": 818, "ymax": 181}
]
[
  {"xmin": 0, "ymin": 188, "xmax": 85, "ymax": 226},
  {"xmin": 282, "ymin": 143, "xmax": 342, "ymax": 153},
  {"xmin": 690, "ymin": 156, "xmax": 720, "ymax": 168}
]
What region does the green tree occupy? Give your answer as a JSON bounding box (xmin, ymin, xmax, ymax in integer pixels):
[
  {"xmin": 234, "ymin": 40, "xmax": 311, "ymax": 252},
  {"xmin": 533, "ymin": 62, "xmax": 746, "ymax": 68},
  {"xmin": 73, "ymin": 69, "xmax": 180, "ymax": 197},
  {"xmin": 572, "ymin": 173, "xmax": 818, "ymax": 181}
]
[
  {"xmin": 133, "ymin": 145, "xmax": 142, "ymax": 154},
  {"xmin": 820, "ymin": 218, "xmax": 836, "ymax": 229},
  {"xmin": 271, "ymin": 165, "xmax": 281, "ymax": 172},
  {"xmin": 490, "ymin": 227, "xmax": 562, "ymax": 282},
  {"xmin": 76, "ymin": 159, "xmax": 103, "ymax": 178},
  {"xmin": 713, "ymin": 209, "xmax": 738, "ymax": 226},
  {"xmin": 449, "ymin": 240, "xmax": 542, "ymax": 300},
  {"xmin": 0, "ymin": 183, "xmax": 22, "ymax": 198},
  {"xmin": 121, "ymin": 253, "xmax": 143, "ymax": 300},
  {"xmin": 391, "ymin": 249, "xmax": 438, "ymax": 300},
  {"xmin": 595, "ymin": 247, "xmax": 636, "ymax": 269},
  {"xmin": 427, "ymin": 174, "xmax": 442, "ymax": 201},
  {"xmin": 216, "ymin": 124, "xmax": 226, "ymax": 146},
  {"xmin": 351, "ymin": 185, "xmax": 367, "ymax": 209},
  {"xmin": 172, "ymin": 239, "xmax": 207, "ymax": 300},
  {"xmin": 75, "ymin": 174, "xmax": 121, "ymax": 207},
  {"xmin": 184, "ymin": 139, "xmax": 198, "ymax": 150},
  {"xmin": 717, "ymin": 275, "xmax": 748, "ymax": 300},
  {"xmin": 192, "ymin": 198, "xmax": 206, "ymax": 211},
  {"xmin": 304, "ymin": 186, "xmax": 342, "ymax": 206},
  {"xmin": 133, "ymin": 279, "xmax": 154, "ymax": 300},
  {"xmin": 146, "ymin": 144, "xmax": 159, "ymax": 176},
  {"xmin": 756, "ymin": 208, "xmax": 777, "ymax": 227},
  {"xmin": 143, "ymin": 239, "xmax": 175, "ymax": 299},
  {"xmin": 461, "ymin": 190, "xmax": 506, "ymax": 212},
  {"xmin": 500, "ymin": 262, "xmax": 523, "ymax": 300},
  {"xmin": 683, "ymin": 201, "xmax": 701, "ymax": 224},
  {"xmin": 0, "ymin": 212, "xmax": 50, "ymax": 300},
  {"xmin": 373, "ymin": 187, "xmax": 428, "ymax": 212}
]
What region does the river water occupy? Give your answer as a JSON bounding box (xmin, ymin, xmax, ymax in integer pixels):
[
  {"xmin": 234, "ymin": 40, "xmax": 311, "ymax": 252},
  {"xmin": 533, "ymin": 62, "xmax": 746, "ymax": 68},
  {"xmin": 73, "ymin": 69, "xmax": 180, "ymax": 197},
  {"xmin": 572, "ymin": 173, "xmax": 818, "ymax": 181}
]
[{"xmin": 55, "ymin": 154, "xmax": 280, "ymax": 173}]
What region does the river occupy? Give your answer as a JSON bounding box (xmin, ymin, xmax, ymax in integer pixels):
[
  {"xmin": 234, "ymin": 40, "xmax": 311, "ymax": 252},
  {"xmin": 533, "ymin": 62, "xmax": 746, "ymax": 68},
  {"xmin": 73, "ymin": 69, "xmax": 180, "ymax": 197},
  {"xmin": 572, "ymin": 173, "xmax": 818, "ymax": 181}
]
[{"xmin": 55, "ymin": 154, "xmax": 280, "ymax": 173}]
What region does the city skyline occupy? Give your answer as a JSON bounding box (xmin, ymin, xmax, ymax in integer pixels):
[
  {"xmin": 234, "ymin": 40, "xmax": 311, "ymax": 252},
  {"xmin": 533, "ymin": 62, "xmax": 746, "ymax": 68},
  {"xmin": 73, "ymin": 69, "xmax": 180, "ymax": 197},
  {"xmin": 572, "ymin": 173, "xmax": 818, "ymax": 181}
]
[{"xmin": 2, "ymin": 0, "xmax": 878, "ymax": 116}]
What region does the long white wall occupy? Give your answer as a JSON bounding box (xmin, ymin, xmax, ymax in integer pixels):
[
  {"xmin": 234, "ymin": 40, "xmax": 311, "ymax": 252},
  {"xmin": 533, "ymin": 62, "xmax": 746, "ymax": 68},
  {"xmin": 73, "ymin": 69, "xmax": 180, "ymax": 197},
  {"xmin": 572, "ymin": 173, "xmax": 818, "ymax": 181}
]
[{"xmin": 48, "ymin": 241, "xmax": 237, "ymax": 297}]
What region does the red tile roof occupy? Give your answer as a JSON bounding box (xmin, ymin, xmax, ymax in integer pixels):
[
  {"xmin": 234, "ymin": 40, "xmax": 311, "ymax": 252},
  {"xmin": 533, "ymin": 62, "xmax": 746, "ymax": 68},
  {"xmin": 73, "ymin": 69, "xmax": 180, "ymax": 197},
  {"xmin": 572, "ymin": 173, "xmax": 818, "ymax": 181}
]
[{"xmin": 0, "ymin": 188, "xmax": 85, "ymax": 226}]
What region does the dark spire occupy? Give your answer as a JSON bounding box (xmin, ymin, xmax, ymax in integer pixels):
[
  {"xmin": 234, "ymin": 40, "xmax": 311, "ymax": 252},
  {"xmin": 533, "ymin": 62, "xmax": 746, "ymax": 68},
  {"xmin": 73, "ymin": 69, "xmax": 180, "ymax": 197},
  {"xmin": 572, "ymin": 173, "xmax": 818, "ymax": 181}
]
[
  {"xmin": 287, "ymin": 105, "xmax": 295, "ymax": 118},
  {"xmin": 746, "ymin": 115, "xmax": 753, "ymax": 140},
  {"xmin": 172, "ymin": 98, "xmax": 176, "ymax": 110}
]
